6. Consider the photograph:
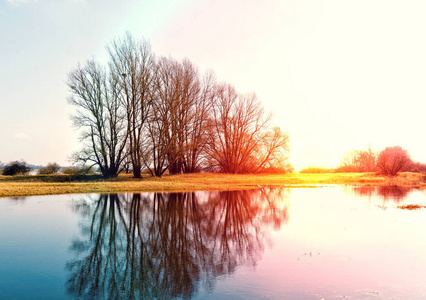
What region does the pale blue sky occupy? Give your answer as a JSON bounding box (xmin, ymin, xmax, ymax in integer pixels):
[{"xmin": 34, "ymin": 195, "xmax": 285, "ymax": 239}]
[{"xmin": 1, "ymin": 0, "xmax": 426, "ymax": 170}]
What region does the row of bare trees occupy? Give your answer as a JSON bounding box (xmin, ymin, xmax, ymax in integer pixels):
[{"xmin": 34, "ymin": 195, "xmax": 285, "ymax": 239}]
[{"xmin": 68, "ymin": 33, "xmax": 290, "ymax": 178}]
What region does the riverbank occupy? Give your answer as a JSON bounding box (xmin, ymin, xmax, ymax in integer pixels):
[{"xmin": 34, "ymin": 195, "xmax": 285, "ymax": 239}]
[{"xmin": 0, "ymin": 172, "xmax": 425, "ymax": 198}]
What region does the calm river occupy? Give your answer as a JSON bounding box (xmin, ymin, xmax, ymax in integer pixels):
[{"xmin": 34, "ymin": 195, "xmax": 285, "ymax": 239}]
[{"xmin": 1, "ymin": 186, "xmax": 426, "ymax": 299}]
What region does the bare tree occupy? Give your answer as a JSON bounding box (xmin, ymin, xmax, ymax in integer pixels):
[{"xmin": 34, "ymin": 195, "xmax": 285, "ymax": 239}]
[
  {"xmin": 68, "ymin": 60, "xmax": 128, "ymax": 178},
  {"xmin": 252, "ymin": 126, "xmax": 291, "ymax": 173},
  {"xmin": 163, "ymin": 58, "xmax": 197, "ymax": 175},
  {"xmin": 108, "ymin": 33, "xmax": 154, "ymax": 178},
  {"xmin": 141, "ymin": 57, "xmax": 213, "ymax": 176},
  {"xmin": 180, "ymin": 71, "xmax": 215, "ymax": 173},
  {"xmin": 38, "ymin": 162, "xmax": 61, "ymax": 175},
  {"xmin": 164, "ymin": 59, "xmax": 214, "ymax": 174},
  {"xmin": 205, "ymin": 84, "xmax": 288, "ymax": 173},
  {"xmin": 377, "ymin": 146, "xmax": 411, "ymax": 176},
  {"xmin": 356, "ymin": 148, "xmax": 377, "ymax": 172},
  {"xmin": 142, "ymin": 108, "xmax": 171, "ymax": 177},
  {"xmin": 142, "ymin": 57, "xmax": 177, "ymax": 177},
  {"xmin": 340, "ymin": 147, "xmax": 377, "ymax": 172}
]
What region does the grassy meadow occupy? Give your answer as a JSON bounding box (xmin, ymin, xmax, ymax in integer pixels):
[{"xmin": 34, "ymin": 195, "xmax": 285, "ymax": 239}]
[{"xmin": 1, "ymin": 172, "xmax": 425, "ymax": 198}]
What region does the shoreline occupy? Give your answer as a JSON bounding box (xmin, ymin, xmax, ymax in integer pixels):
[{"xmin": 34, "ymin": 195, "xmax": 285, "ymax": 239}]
[{"xmin": 0, "ymin": 172, "xmax": 425, "ymax": 198}]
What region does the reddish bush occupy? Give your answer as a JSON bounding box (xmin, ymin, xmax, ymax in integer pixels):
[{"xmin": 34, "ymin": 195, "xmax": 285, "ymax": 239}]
[{"xmin": 377, "ymin": 146, "xmax": 411, "ymax": 176}]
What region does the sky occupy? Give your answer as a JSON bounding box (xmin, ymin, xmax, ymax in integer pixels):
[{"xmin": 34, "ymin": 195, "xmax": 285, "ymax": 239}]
[{"xmin": 1, "ymin": 0, "xmax": 426, "ymax": 170}]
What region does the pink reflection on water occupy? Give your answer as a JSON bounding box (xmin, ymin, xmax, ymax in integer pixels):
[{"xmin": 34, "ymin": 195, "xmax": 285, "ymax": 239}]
[{"xmin": 214, "ymin": 186, "xmax": 426, "ymax": 299}]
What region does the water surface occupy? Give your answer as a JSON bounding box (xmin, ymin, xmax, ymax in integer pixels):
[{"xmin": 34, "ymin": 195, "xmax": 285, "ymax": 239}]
[{"xmin": 1, "ymin": 186, "xmax": 426, "ymax": 299}]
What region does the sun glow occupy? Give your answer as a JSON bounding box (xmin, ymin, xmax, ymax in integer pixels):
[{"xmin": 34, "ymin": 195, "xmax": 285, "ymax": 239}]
[{"xmin": 291, "ymin": 139, "xmax": 337, "ymax": 171}]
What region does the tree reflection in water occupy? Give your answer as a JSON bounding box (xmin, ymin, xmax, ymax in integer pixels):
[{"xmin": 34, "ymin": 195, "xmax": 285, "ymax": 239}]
[
  {"xmin": 348, "ymin": 185, "xmax": 414, "ymax": 202},
  {"xmin": 66, "ymin": 188, "xmax": 289, "ymax": 299}
]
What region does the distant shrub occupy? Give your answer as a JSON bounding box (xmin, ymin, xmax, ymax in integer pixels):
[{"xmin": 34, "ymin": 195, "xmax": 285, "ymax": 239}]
[
  {"xmin": 299, "ymin": 167, "xmax": 334, "ymax": 174},
  {"xmin": 401, "ymin": 161, "xmax": 426, "ymax": 173},
  {"xmin": 62, "ymin": 166, "xmax": 95, "ymax": 176},
  {"xmin": 38, "ymin": 162, "xmax": 61, "ymax": 175},
  {"xmin": 62, "ymin": 166, "xmax": 84, "ymax": 175},
  {"xmin": 333, "ymin": 165, "xmax": 359, "ymax": 173},
  {"xmin": 377, "ymin": 146, "xmax": 411, "ymax": 176},
  {"xmin": 2, "ymin": 161, "xmax": 31, "ymax": 176},
  {"xmin": 259, "ymin": 165, "xmax": 294, "ymax": 174}
]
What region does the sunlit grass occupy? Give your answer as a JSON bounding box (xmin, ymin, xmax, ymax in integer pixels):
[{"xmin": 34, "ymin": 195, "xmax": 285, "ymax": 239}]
[{"xmin": 0, "ymin": 172, "xmax": 425, "ymax": 198}]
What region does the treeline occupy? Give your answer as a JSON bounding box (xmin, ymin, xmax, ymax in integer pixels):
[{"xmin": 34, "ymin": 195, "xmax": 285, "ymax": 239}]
[
  {"xmin": 301, "ymin": 146, "xmax": 425, "ymax": 176},
  {"xmin": 0, "ymin": 160, "xmax": 57, "ymax": 176},
  {"xmin": 339, "ymin": 146, "xmax": 420, "ymax": 176},
  {"xmin": 0, "ymin": 160, "xmax": 95, "ymax": 176},
  {"xmin": 68, "ymin": 33, "xmax": 290, "ymax": 178}
]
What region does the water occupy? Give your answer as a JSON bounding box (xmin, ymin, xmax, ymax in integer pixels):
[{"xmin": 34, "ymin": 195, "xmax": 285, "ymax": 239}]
[{"xmin": 1, "ymin": 186, "xmax": 426, "ymax": 299}]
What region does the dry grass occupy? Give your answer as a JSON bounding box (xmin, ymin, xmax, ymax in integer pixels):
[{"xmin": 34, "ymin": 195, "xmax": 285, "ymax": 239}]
[{"xmin": 0, "ymin": 172, "xmax": 425, "ymax": 198}]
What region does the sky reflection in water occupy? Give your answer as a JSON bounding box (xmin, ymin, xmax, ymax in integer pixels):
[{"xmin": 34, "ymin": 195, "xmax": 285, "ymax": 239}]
[{"xmin": 1, "ymin": 186, "xmax": 426, "ymax": 299}]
